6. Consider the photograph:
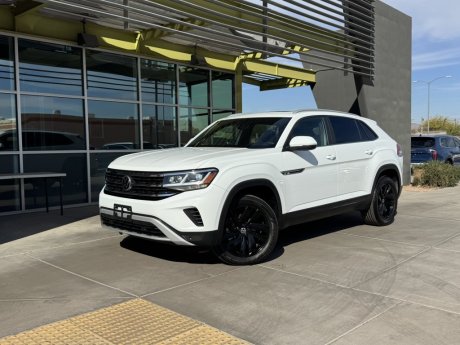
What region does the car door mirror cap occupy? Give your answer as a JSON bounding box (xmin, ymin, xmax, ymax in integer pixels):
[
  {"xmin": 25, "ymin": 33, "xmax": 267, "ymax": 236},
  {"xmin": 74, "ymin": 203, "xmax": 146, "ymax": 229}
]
[{"xmin": 288, "ymin": 136, "xmax": 317, "ymax": 151}]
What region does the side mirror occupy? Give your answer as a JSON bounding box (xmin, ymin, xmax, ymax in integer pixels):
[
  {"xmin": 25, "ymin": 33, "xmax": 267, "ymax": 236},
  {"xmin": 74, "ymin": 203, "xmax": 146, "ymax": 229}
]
[{"xmin": 287, "ymin": 136, "xmax": 317, "ymax": 151}]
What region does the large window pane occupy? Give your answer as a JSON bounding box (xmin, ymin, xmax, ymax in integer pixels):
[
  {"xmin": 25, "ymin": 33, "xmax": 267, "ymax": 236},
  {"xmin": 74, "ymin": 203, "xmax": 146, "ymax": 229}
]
[
  {"xmin": 90, "ymin": 152, "xmax": 130, "ymax": 202},
  {"xmin": 21, "ymin": 96, "xmax": 85, "ymax": 151},
  {"xmin": 0, "ymin": 155, "xmax": 19, "ymax": 174},
  {"xmin": 212, "ymin": 72, "xmax": 234, "ymax": 109},
  {"xmin": 88, "ymin": 100, "xmax": 139, "ymax": 149},
  {"xmin": 179, "ymin": 66, "xmax": 208, "ymax": 107},
  {"xmin": 0, "ymin": 35, "xmax": 15, "ymax": 90},
  {"xmin": 212, "ymin": 110, "xmax": 234, "ymax": 123},
  {"xmin": 19, "ymin": 39, "xmax": 82, "ymax": 96},
  {"xmin": 87, "ymin": 50, "xmax": 137, "ymax": 101},
  {"xmin": 0, "ymin": 155, "xmax": 20, "ymax": 212},
  {"xmin": 143, "ymin": 105, "xmax": 177, "ymax": 149},
  {"xmin": 141, "ymin": 60, "xmax": 175, "ymax": 104},
  {"xmin": 23, "ymin": 153, "xmax": 87, "ymax": 209},
  {"xmin": 179, "ymin": 108, "xmax": 209, "ymax": 145},
  {"xmin": 0, "ymin": 93, "xmax": 17, "ymax": 151}
]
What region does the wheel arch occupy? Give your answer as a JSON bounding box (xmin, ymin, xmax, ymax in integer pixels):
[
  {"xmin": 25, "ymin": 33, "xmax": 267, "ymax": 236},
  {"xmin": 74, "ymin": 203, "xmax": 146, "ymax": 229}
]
[
  {"xmin": 373, "ymin": 164, "xmax": 402, "ymax": 196},
  {"xmin": 215, "ymin": 179, "xmax": 283, "ymax": 244}
]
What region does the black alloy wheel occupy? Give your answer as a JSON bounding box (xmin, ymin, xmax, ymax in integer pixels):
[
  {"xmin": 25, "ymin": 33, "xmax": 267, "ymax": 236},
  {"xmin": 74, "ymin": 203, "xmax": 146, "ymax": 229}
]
[
  {"xmin": 363, "ymin": 175, "xmax": 398, "ymax": 226},
  {"xmin": 214, "ymin": 195, "xmax": 278, "ymax": 265},
  {"xmin": 377, "ymin": 181, "xmax": 396, "ymax": 221}
]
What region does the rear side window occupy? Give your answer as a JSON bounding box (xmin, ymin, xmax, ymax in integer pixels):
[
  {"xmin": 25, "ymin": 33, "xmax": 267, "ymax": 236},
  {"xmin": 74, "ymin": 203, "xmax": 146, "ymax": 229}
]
[
  {"xmin": 329, "ymin": 116, "xmax": 361, "ymax": 144},
  {"xmin": 411, "ymin": 137, "xmax": 435, "ymax": 148},
  {"xmin": 440, "ymin": 136, "xmax": 456, "ymax": 148},
  {"xmin": 357, "ymin": 120, "xmax": 378, "ymax": 141}
]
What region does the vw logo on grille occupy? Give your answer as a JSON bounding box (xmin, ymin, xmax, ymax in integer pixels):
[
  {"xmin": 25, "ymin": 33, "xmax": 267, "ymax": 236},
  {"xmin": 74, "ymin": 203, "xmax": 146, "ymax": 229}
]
[{"xmin": 122, "ymin": 175, "xmax": 133, "ymax": 191}]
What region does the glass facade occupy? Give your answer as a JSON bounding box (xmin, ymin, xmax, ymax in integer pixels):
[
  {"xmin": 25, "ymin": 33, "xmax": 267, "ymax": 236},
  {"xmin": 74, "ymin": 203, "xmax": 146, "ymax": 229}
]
[
  {"xmin": 0, "ymin": 33, "xmax": 235, "ymax": 213},
  {"xmin": 18, "ymin": 39, "xmax": 83, "ymax": 96}
]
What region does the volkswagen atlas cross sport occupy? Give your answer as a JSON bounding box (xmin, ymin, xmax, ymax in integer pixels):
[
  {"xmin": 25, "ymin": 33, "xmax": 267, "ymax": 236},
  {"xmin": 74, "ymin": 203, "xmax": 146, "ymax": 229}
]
[{"xmin": 100, "ymin": 110, "xmax": 403, "ymax": 265}]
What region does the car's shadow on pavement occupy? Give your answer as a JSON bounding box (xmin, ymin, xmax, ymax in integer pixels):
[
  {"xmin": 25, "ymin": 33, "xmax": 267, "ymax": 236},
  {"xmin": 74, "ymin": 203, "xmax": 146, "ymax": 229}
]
[
  {"xmin": 120, "ymin": 236, "xmax": 221, "ymax": 264},
  {"xmin": 120, "ymin": 212, "xmax": 365, "ymax": 265},
  {"xmin": 268, "ymin": 212, "xmax": 364, "ymax": 261}
]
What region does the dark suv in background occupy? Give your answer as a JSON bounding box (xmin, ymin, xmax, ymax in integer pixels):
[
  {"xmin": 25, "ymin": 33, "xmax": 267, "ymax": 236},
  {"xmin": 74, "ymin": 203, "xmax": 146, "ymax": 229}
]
[{"xmin": 411, "ymin": 135, "xmax": 460, "ymax": 165}]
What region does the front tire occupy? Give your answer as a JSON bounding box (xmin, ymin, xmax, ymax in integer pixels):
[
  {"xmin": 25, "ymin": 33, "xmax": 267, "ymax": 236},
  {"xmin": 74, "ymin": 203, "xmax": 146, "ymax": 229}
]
[
  {"xmin": 214, "ymin": 195, "xmax": 278, "ymax": 265},
  {"xmin": 363, "ymin": 176, "xmax": 398, "ymax": 226}
]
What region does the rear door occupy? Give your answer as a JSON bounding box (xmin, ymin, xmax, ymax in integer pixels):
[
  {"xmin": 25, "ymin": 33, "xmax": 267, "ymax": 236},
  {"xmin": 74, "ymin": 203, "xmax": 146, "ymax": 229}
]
[
  {"xmin": 454, "ymin": 138, "xmax": 460, "ymax": 165},
  {"xmin": 328, "ymin": 116, "xmax": 378, "ymax": 199}
]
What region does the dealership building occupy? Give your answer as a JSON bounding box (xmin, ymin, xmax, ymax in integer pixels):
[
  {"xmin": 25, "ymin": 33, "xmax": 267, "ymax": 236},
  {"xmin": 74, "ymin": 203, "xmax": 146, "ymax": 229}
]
[{"xmin": 0, "ymin": 0, "xmax": 410, "ymax": 214}]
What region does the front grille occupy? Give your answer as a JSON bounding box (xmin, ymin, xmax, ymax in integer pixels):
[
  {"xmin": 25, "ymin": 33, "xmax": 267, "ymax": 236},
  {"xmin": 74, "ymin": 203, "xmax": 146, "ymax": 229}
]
[
  {"xmin": 184, "ymin": 207, "xmax": 204, "ymax": 226},
  {"xmin": 101, "ymin": 213, "xmax": 166, "ymax": 238},
  {"xmin": 104, "ymin": 168, "xmax": 180, "ymax": 200}
]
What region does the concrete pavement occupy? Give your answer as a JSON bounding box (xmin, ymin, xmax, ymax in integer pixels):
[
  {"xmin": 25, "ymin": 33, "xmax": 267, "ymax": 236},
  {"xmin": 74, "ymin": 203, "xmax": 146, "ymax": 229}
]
[{"xmin": 1, "ymin": 186, "xmax": 460, "ymax": 344}]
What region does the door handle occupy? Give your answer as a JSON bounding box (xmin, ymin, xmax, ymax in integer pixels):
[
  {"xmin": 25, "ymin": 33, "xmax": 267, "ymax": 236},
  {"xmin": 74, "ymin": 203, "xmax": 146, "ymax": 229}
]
[
  {"xmin": 326, "ymin": 155, "xmax": 336, "ymax": 160},
  {"xmin": 364, "ymin": 150, "xmax": 373, "ymax": 155}
]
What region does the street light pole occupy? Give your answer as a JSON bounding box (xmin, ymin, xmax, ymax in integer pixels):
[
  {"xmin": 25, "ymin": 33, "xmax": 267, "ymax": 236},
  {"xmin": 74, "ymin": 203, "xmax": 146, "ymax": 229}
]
[{"xmin": 414, "ymin": 76, "xmax": 452, "ymax": 134}]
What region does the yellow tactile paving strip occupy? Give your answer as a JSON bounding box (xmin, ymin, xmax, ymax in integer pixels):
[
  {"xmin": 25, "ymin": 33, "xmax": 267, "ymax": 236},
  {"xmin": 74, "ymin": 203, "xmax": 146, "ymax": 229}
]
[{"xmin": 0, "ymin": 299, "xmax": 249, "ymax": 345}]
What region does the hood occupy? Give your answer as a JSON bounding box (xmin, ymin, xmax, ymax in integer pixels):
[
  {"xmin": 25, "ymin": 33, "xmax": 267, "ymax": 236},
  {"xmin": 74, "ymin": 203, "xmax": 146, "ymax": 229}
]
[{"xmin": 108, "ymin": 147, "xmax": 256, "ymax": 171}]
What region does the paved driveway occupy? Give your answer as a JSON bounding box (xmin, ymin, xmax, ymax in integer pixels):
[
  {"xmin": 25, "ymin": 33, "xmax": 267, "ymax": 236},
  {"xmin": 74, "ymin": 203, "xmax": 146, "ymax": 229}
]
[{"xmin": 1, "ymin": 186, "xmax": 460, "ymax": 344}]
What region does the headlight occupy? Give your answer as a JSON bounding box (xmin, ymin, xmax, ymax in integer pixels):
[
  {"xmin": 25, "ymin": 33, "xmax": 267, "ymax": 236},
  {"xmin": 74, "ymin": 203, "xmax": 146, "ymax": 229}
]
[{"xmin": 162, "ymin": 168, "xmax": 218, "ymax": 191}]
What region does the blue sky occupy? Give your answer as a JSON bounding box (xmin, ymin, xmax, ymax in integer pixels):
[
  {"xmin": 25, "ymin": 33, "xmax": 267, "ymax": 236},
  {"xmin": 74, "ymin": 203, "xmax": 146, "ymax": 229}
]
[{"xmin": 243, "ymin": 0, "xmax": 460, "ymax": 123}]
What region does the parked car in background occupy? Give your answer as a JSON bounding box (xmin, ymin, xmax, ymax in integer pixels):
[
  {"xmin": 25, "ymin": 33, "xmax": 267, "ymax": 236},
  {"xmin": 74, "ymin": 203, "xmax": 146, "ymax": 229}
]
[{"xmin": 411, "ymin": 135, "xmax": 460, "ymax": 166}]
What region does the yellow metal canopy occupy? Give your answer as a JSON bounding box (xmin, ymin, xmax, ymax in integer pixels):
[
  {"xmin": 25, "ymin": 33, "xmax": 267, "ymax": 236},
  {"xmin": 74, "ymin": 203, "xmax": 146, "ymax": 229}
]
[{"xmin": 0, "ymin": 0, "xmax": 375, "ymax": 95}]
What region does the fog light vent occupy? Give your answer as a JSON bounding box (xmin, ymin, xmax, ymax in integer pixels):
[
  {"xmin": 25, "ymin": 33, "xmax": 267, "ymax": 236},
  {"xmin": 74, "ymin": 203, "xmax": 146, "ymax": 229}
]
[{"xmin": 184, "ymin": 208, "xmax": 204, "ymax": 226}]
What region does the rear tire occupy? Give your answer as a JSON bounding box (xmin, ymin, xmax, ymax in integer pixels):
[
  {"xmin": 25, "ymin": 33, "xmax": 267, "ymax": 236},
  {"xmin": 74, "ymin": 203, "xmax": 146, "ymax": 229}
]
[
  {"xmin": 363, "ymin": 176, "xmax": 398, "ymax": 226},
  {"xmin": 213, "ymin": 195, "xmax": 278, "ymax": 265}
]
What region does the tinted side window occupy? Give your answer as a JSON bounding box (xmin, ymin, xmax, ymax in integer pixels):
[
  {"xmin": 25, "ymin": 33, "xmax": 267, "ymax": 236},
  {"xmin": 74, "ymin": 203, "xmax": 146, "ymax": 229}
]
[
  {"xmin": 289, "ymin": 116, "xmax": 328, "ymax": 147},
  {"xmin": 441, "ymin": 137, "xmax": 456, "ymax": 148},
  {"xmin": 329, "ymin": 116, "xmax": 361, "ymax": 144},
  {"xmin": 357, "ymin": 120, "xmax": 378, "ymax": 141}
]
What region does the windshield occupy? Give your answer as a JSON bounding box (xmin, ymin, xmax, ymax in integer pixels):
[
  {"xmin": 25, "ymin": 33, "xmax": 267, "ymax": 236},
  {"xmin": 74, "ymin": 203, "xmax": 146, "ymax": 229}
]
[{"xmin": 188, "ymin": 117, "xmax": 291, "ymax": 148}]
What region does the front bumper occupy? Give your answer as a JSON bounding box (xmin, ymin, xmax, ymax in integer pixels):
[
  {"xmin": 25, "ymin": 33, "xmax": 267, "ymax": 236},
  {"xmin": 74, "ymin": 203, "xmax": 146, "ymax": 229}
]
[
  {"xmin": 100, "ymin": 207, "xmax": 218, "ymax": 246},
  {"xmin": 99, "ymin": 184, "xmax": 226, "ymax": 246}
]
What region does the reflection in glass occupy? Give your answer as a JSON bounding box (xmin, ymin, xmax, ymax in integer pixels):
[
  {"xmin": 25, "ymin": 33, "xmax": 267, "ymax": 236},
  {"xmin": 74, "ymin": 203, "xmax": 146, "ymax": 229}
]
[
  {"xmin": 23, "ymin": 153, "xmax": 87, "ymax": 209},
  {"xmin": 0, "ymin": 35, "xmax": 15, "ymax": 90},
  {"xmin": 0, "ymin": 180, "xmax": 20, "ymax": 212},
  {"xmin": 212, "ymin": 72, "xmax": 234, "ymax": 109},
  {"xmin": 142, "ymin": 105, "xmax": 177, "ymax": 149},
  {"xmin": 88, "ymin": 100, "xmax": 139, "ymax": 149},
  {"xmin": 179, "ymin": 107, "xmax": 209, "ymax": 145},
  {"xmin": 212, "ymin": 110, "xmax": 234, "ymax": 122},
  {"xmin": 87, "ymin": 50, "xmax": 137, "ymax": 101},
  {"xmin": 141, "ymin": 60, "xmax": 175, "ymax": 104},
  {"xmin": 0, "ymin": 155, "xmax": 20, "ymax": 212},
  {"xmin": 18, "ymin": 39, "xmax": 82, "ymax": 95},
  {"xmin": 179, "ymin": 66, "xmax": 208, "ymax": 107},
  {"xmin": 21, "ymin": 96, "xmax": 85, "ymax": 150},
  {"xmin": 90, "ymin": 152, "xmax": 129, "ymax": 202},
  {"xmin": 0, "ymin": 94, "xmax": 17, "ymax": 151}
]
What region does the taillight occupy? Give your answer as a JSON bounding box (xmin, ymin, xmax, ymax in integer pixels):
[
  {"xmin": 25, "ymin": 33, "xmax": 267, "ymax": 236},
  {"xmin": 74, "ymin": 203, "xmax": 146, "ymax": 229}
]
[
  {"xmin": 397, "ymin": 143, "xmax": 403, "ymax": 157},
  {"xmin": 430, "ymin": 149, "xmax": 438, "ymax": 160}
]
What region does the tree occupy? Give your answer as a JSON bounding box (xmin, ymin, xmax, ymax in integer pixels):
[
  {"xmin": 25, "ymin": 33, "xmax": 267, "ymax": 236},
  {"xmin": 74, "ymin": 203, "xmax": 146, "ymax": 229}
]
[{"xmin": 421, "ymin": 116, "xmax": 460, "ymax": 136}]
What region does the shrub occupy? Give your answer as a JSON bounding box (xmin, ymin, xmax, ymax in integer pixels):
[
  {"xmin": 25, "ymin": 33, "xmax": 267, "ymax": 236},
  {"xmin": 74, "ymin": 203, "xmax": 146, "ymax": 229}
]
[{"xmin": 412, "ymin": 161, "xmax": 460, "ymax": 187}]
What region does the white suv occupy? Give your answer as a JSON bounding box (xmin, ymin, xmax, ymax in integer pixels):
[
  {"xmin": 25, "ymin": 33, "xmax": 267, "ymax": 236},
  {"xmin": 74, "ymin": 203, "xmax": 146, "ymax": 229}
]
[{"xmin": 100, "ymin": 110, "xmax": 403, "ymax": 265}]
